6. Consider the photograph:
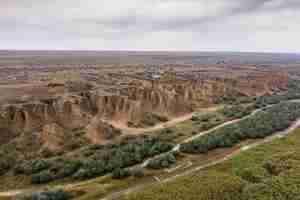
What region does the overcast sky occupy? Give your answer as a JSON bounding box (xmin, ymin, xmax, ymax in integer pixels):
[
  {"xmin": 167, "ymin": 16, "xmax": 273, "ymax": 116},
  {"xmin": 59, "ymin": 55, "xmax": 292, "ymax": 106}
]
[{"xmin": 1, "ymin": 0, "xmax": 300, "ymax": 52}]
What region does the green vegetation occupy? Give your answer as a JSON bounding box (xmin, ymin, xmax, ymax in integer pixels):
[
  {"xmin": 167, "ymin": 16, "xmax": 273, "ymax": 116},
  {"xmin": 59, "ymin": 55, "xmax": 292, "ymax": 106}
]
[
  {"xmin": 155, "ymin": 128, "xmax": 179, "ymax": 142},
  {"xmin": 72, "ymin": 136, "xmax": 173, "ymax": 181},
  {"xmin": 11, "ymin": 135, "xmax": 174, "ymax": 184},
  {"xmin": 16, "ymin": 190, "xmax": 72, "ymax": 200},
  {"xmin": 191, "ymin": 112, "xmax": 225, "ymax": 130},
  {"xmin": 0, "ymin": 127, "xmax": 89, "ymax": 180},
  {"xmin": 0, "ymin": 150, "xmax": 15, "ymax": 176},
  {"xmin": 254, "ymin": 80, "xmax": 300, "ymax": 108},
  {"xmin": 181, "ymin": 101, "xmax": 300, "ymax": 154},
  {"xmin": 118, "ymin": 127, "xmax": 300, "ymax": 200},
  {"xmin": 216, "ymin": 80, "xmax": 300, "ymax": 106},
  {"xmin": 218, "ymin": 105, "xmax": 253, "ymax": 119},
  {"xmin": 111, "ymin": 168, "xmax": 131, "ymax": 179},
  {"xmin": 15, "ymin": 159, "xmax": 51, "ymax": 175},
  {"xmin": 121, "ymin": 170, "xmax": 246, "ymax": 200},
  {"xmin": 146, "ymin": 153, "xmax": 177, "ymax": 170}
]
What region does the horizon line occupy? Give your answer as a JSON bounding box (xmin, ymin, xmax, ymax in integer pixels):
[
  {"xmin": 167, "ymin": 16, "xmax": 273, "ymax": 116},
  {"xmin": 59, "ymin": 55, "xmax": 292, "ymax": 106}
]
[{"xmin": 0, "ymin": 49, "xmax": 300, "ymax": 55}]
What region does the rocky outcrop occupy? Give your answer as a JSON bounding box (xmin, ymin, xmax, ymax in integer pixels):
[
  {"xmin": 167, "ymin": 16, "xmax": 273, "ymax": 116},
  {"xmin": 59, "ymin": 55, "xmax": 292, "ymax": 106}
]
[
  {"xmin": 0, "ymin": 70, "xmax": 289, "ymax": 146},
  {"xmin": 41, "ymin": 123, "xmax": 66, "ymax": 151},
  {"xmin": 86, "ymin": 117, "xmax": 122, "ymax": 144}
]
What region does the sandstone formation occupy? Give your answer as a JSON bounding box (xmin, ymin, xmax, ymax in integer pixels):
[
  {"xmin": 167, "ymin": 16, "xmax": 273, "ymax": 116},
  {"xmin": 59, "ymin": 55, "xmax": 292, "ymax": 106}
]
[
  {"xmin": 0, "ymin": 66, "xmax": 289, "ymax": 148},
  {"xmin": 41, "ymin": 123, "xmax": 66, "ymax": 151},
  {"xmin": 86, "ymin": 117, "xmax": 122, "ymax": 144}
]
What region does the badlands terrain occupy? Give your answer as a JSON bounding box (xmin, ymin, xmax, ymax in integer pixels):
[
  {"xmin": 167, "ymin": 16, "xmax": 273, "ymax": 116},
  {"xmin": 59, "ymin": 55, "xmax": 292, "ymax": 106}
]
[{"xmin": 1, "ymin": 51, "xmax": 300, "ymax": 200}]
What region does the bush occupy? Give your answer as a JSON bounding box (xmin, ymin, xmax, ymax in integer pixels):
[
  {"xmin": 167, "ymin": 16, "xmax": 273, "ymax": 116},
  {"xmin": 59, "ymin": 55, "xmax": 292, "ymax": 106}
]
[
  {"xmin": 15, "ymin": 159, "xmax": 51, "ymax": 175},
  {"xmin": 14, "ymin": 135, "xmax": 174, "ymax": 183},
  {"xmin": 52, "ymin": 159, "xmax": 82, "ymax": 179},
  {"xmin": 192, "ymin": 113, "xmax": 219, "ymax": 123},
  {"xmin": 119, "ymin": 171, "xmax": 245, "ymax": 200},
  {"xmin": 29, "ymin": 158, "xmax": 82, "ymax": 184},
  {"xmin": 238, "ymin": 166, "xmax": 269, "ymax": 183},
  {"xmin": 263, "ymin": 153, "xmax": 300, "ymax": 176},
  {"xmin": 181, "ymin": 102, "xmax": 300, "ymax": 154},
  {"xmin": 73, "ymin": 159, "xmax": 106, "ymax": 180},
  {"xmin": 219, "ymin": 105, "xmax": 252, "ymax": 119},
  {"xmin": 112, "ymin": 168, "xmax": 131, "ymax": 179},
  {"xmin": 141, "ymin": 113, "xmax": 168, "ymax": 127},
  {"xmin": 16, "ymin": 190, "xmax": 72, "ymax": 200},
  {"xmin": 242, "ymin": 176, "xmax": 300, "ymax": 200},
  {"xmin": 31, "ymin": 170, "xmax": 54, "ymax": 184},
  {"xmin": 147, "ymin": 153, "xmax": 176, "ymax": 170},
  {"xmin": 0, "ymin": 151, "xmax": 15, "ymax": 175},
  {"xmin": 73, "ymin": 135, "xmax": 174, "ymax": 180}
]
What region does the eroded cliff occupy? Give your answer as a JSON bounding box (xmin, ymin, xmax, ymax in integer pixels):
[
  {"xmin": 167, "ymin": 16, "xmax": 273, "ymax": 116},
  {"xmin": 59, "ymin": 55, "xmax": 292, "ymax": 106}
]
[{"xmin": 0, "ymin": 67, "xmax": 289, "ymax": 149}]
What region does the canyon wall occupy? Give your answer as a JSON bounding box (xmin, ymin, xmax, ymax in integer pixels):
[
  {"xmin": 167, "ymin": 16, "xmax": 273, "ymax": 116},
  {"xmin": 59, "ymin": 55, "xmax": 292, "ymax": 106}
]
[{"xmin": 0, "ymin": 70, "xmax": 289, "ymax": 146}]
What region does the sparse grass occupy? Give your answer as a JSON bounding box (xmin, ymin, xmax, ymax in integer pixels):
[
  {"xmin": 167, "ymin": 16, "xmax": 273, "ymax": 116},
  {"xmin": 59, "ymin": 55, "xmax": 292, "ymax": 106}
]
[
  {"xmin": 0, "ymin": 175, "xmax": 31, "ymax": 192},
  {"xmin": 0, "ymin": 196, "xmax": 11, "ymax": 200}
]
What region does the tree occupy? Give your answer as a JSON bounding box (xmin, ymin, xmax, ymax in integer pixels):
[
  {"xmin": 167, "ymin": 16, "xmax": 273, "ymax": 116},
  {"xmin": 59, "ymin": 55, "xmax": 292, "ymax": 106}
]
[{"xmin": 111, "ymin": 168, "xmax": 131, "ymax": 179}]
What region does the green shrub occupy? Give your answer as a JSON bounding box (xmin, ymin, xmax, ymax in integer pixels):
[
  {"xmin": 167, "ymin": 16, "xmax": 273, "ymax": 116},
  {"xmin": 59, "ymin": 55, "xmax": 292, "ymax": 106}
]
[
  {"xmin": 29, "ymin": 158, "xmax": 82, "ymax": 184},
  {"xmin": 192, "ymin": 113, "xmax": 219, "ymax": 123},
  {"xmin": 0, "ymin": 151, "xmax": 15, "ymax": 175},
  {"xmin": 31, "ymin": 170, "xmax": 54, "ymax": 184},
  {"xmin": 73, "ymin": 159, "xmax": 106, "ymax": 180},
  {"xmin": 181, "ymin": 102, "xmax": 300, "ymax": 154},
  {"xmin": 16, "ymin": 190, "xmax": 72, "ymax": 200},
  {"xmin": 219, "ymin": 105, "xmax": 252, "ymax": 119},
  {"xmin": 9, "ymin": 135, "xmax": 174, "ymax": 183},
  {"xmin": 242, "ymin": 176, "xmax": 300, "ymax": 200},
  {"xmin": 120, "ymin": 171, "xmax": 245, "ymax": 200},
  {"xmin": 52, "ymin": 159, "xmax": 82, "ymax": 179},
  {"xmin": 147, "ymin": 153, "xmax": 176, "ymax": 170},
  {"xmin": 15, "ymin": 159, "xmax": 51, "ymax": 175},
  {"xmin": 263, "ymin": 154, "xmax": 300, "ymax": 176},
  {"xmin": 238, "ymin": 166, "xmax": 269, "ymax": 183},
  {"xmin": 133, "ymin": 113, "xmax": 169, "ymax": 127},
  {"xmin": 112, "ymin": 168, "xmax": 131, "ymax": 179},
  {"xmin": 73, "ymin": 135, "xmax": 174, "ymax": 180}
]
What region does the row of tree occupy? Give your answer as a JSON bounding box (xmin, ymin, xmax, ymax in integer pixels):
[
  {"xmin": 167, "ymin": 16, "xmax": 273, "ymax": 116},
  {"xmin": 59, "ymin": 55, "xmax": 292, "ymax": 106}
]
[
  {"xmin": 16, "ymin": 190, "xmax": 72, "ymax": 200},
  {"xmin": 181, "ymin": 101, "xmax": 300, "ymax": 154},
  {"xmin": 146, "ymin": 153, "xmax": 177, "ymax": 170},
  {"xmin": 14, "ymin": 135, "xmax": 174, "ymax": 184}
]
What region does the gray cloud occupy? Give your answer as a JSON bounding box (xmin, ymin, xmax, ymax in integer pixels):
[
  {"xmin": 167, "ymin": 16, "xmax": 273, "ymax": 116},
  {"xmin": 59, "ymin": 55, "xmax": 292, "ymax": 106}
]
[{"xmin": 0, "ymin": 0, "xmax": 300, "ymax": 51}]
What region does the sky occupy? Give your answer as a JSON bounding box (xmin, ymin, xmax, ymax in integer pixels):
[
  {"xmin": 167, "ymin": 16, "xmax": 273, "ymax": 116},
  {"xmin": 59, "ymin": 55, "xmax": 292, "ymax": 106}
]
[{"xmin": 1, "ymin": 0, "xmax": 300, "ymax": 52}]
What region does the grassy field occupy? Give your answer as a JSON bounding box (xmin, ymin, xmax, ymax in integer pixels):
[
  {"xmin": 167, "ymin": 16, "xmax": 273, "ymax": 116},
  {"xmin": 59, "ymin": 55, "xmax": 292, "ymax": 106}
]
[{"xmin": 118, "ymin": 128, "xmax": 300, "ymax": 200}]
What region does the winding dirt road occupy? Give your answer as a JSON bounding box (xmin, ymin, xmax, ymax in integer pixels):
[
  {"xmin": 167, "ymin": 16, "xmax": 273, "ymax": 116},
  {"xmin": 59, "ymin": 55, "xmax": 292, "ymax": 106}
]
[
  {"xmin": 106, "ymin": 106, "xmax": 221, "ymax": 135},
  {"xmin": 107, "ymin": 113, "xmax": 194, "ymax": 135}
]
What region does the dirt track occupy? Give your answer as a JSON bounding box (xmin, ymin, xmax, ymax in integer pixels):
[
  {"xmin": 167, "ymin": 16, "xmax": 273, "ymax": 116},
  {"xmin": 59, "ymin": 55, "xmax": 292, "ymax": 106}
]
[
  {"xmin": 106, "ymin": 106, "xmax": 221, "ymax": 135},
  {"xmin": 107, "ymin": 113, "xmax": 194, "ymax": 135}
]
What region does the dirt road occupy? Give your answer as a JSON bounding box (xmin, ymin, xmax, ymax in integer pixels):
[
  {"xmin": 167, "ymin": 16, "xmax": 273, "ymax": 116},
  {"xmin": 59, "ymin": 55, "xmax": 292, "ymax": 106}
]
[
  {"xmin": 107, "ymin": 113, "xmax": 194, "ymax": 135},
  {"xmin": 106, "ymin": 106, "xmax": 221, "ymax": 135}
]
